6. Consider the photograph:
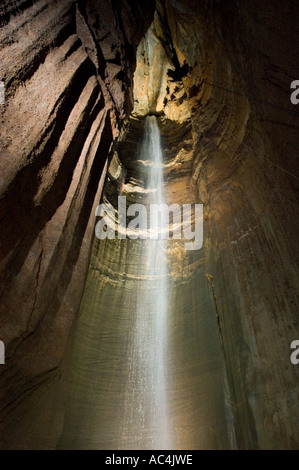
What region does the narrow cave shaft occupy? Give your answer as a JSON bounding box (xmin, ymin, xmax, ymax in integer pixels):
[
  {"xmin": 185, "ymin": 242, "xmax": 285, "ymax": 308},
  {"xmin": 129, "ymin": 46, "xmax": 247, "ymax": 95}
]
[
  {"xmin": 58, "ymin": 118, "xmax": 172, "ymax": 450},
  {"xmin": 1, "ymin": 0, "xmax": 299, "ymax": 451},
  {"xmin": 58, "ymin": 116, "xmax": 229, "ymax": 450}
]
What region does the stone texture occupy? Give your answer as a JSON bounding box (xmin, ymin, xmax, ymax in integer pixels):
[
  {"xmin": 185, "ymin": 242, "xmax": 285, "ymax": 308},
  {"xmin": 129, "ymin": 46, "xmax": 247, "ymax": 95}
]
[
  {"xmin": 0, "ymin": 0, "xmax": 154, "ymax": 449},
  {"xmin": 0, "ymin": 0, "xmax": 299, "ymax": 450},
  {"xmin": 59, "ymin": 0, "xmax": 299, "ymax": 450}
]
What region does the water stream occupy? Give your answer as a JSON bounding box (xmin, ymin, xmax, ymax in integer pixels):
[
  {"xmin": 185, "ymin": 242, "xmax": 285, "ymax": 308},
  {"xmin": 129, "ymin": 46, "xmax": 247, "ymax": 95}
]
[
  {"xmin": 123, "ymin": 115, "xmax": 170, "ymax": 449},
  {"xmin": 57, "ymin": 115, "xmax": 229, "ymax": 450}
]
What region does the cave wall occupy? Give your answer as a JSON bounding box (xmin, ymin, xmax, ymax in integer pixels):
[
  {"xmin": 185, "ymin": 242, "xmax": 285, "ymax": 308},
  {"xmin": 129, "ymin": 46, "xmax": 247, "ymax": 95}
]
[
  {"xmin": 62, "ymin": 0, "xmax": 299, "ymax": 449},
  {"xmin": 0, "ymin": 0, "xmax": 299, "ymax": 450},
  {"xmin": 161, "ymin": 0, "xmax": 299, "ymax": 448},
  {"xmin": 0, "ymin": 0, "xmax": 154, "ymax": 449}
]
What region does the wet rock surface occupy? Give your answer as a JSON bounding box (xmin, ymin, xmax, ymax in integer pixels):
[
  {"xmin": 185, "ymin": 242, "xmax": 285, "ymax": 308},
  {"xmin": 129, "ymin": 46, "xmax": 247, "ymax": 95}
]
[{"xmin": 0, "ymin": 0, "xmax": 299, "ymax": 449}]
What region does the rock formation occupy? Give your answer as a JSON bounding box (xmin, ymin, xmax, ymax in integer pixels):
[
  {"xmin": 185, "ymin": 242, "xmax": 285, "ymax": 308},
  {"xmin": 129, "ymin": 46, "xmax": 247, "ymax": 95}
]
[
  {"xmin": 0, "ymin": 0, "xmax": 154, "ymax": 449},
  {"xmin": 0, "ymin": 0, "xmax": 298, "ymax": 449}
]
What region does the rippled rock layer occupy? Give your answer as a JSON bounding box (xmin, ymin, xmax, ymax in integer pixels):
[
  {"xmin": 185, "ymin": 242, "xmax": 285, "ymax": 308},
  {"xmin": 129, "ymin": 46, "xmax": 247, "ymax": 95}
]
[{"xmin": 0, "ymin": 0, "xmax": 299, "ymax": 449}]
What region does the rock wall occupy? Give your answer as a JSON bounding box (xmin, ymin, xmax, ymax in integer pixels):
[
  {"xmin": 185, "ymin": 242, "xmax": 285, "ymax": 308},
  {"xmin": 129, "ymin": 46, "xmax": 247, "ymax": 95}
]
[
  {"xmin": 162, "ymin": 0, "xmax": 299, "ymax": 448},
  {"xmin": 0, "ymin": 0, "xmax": 299, "ymax": 450},
  {"xmin": 60, "ymin": 0, "xmax": 299, "ymax": 449},
  {"xmin": 0, "ymin": 0, "xmax": 154, "ymax": 449}
]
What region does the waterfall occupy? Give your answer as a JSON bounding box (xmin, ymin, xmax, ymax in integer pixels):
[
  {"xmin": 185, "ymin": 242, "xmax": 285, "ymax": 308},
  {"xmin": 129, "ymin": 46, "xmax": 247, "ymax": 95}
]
[
  {"xmin": 124, "ymin": 115, "xmax": 170, "ymax": 449},
  {"xmin": 143, "ymin": 115, "xmax": 165, "ymax": 205},
  {"xmin": 57, "ymin": 114, "xmax": 230, "ymax": 450}
]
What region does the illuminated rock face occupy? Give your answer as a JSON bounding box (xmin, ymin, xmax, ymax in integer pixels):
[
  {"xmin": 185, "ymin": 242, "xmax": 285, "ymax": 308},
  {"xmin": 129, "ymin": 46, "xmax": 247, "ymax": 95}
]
[
  {"xmin": 0, "ymin": 0, "xmax": 299, "ymax": 450},
  {"xmin": 0, "ymin": 0, "xmax": 155, "ymax": 449},
  {"xmin": 58, "ymin": 116, "xmax": 227, "ymax": 451}
]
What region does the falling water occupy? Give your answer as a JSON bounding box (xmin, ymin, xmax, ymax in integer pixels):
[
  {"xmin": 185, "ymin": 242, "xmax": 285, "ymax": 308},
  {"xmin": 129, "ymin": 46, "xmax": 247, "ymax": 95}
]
[
  {"xmin": 57, "ymin": 115, "xmax": 231, "ymax": 451},
  {"xmin": 123, "ymin": 115, "xmax": 170, "ymax": 449}
]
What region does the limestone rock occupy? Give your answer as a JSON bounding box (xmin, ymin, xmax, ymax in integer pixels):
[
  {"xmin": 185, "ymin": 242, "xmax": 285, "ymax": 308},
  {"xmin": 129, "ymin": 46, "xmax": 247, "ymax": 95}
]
[{"xmin": 0, "ymin": 0, "xmax": 299, "ymax": 450}]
